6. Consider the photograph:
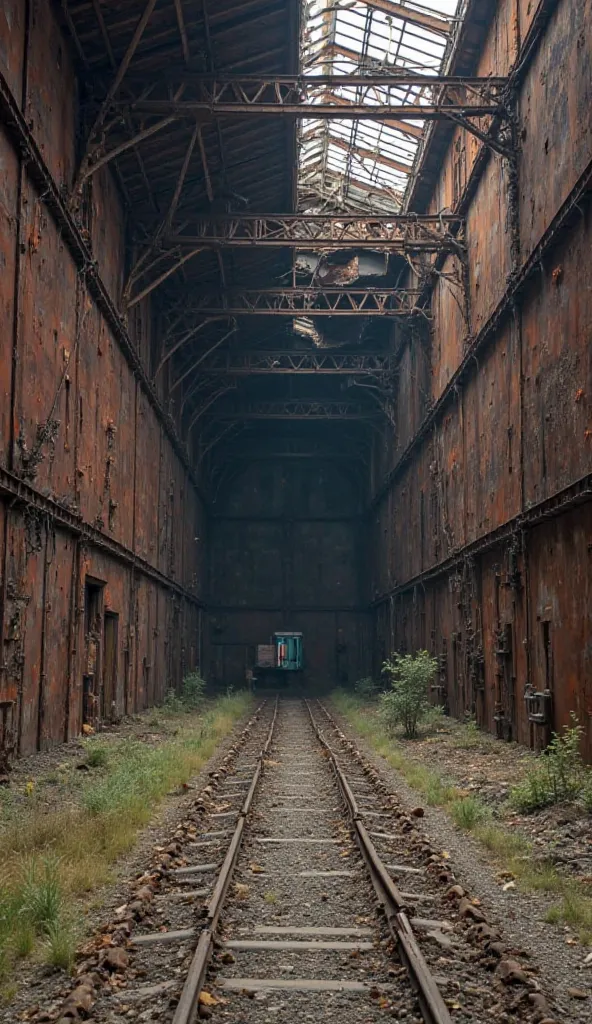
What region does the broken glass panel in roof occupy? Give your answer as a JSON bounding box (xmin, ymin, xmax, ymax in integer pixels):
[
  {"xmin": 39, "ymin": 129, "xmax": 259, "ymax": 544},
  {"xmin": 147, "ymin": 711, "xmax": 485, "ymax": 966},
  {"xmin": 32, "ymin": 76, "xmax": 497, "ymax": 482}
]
[{"xmin": 298, "ymin": 0, "xmax": 463, "ymax": 214}]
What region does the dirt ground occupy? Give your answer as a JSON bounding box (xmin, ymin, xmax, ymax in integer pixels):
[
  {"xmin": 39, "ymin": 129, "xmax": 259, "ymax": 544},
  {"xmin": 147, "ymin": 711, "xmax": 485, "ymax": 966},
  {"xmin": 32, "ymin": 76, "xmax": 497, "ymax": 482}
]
[{"xmin": 388, "ymin": 716, "xmax": 592, "ymax": 884}]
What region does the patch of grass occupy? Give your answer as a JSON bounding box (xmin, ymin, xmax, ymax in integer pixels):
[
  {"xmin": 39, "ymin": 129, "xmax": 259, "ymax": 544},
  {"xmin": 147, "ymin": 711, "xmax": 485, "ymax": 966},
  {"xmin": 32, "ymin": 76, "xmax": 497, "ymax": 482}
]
[
  {"xmin": 264, "ymin": 891, "xmax": 277, "ymax": 904},
  {"xmin": 474, "ymin": 823, "xmax": 528, "ymax": 860},
  {"xmin": 546, "ymin": 888, "xmax": 592, "ymax": 945},
  {"xmin": 21, "ymin": 856, "xmax": 62, "ymax": 934},
  {"xmin": 450, "ymin": 795, "xmax": 490, "ymax": 830},
  {"xmin": 12, "ymin": 920, "xmax": 35, "ymax": 959},
  {"xmin": 0, "ymin": 691, "xmax": 252, "ymax": 984},
  {"xmin": 451, "ymin": 717, "xmax": 488, "ymax": 750},
  {"xmin": 83, "ymin": 743, "xmax": 110, "ymax": 769},
  {"xmin": 42, "ymin": 916, "xmax": 78, "ymax": 972}
]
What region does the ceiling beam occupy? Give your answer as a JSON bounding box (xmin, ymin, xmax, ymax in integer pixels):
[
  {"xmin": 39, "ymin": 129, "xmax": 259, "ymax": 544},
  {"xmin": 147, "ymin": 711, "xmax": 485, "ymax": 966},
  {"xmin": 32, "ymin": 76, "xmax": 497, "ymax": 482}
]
[
  {"xmin": 197, "ymin": 350, "xmax": 392, "ymax": 373},
  {"xmin": 210, "ymin": 401, "xmax": 377, "ymax": 420},
  {"xmin": 123, "ymin": 98, "xmax": 501, "ymax": 121},
  {"xmin": 359, "ymin": 0, "xmax": 452, "ymax": 36},
  {"xmin": 165, "ymin": 212, "xmax": 463, "ymax": 252},
  {"xmin": 186, "ymin": 287, "xmax": 426, "ymax": 316}
]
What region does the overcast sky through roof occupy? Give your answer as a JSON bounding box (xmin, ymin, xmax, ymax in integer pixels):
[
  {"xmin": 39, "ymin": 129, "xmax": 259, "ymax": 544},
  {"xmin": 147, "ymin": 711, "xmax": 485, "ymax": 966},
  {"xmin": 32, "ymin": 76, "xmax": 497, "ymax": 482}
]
[{"xmin": 299, "ymin": 0, "xmax": 463, "ymax": 213}]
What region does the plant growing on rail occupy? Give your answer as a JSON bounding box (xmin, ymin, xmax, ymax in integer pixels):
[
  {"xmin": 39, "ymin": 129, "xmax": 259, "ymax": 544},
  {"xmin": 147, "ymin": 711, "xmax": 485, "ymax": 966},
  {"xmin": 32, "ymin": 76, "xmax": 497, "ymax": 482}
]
[{"xmin": 379, "ymin": 651, "xmax": 437, "ymax": 739}]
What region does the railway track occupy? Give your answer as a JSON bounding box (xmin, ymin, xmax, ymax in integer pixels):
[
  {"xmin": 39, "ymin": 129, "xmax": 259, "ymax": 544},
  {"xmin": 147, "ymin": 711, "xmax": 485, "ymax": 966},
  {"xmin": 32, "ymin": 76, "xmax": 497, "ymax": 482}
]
[{"xmin": 57, "ymin": 699, "xmax": 550, "ymax": 1024}]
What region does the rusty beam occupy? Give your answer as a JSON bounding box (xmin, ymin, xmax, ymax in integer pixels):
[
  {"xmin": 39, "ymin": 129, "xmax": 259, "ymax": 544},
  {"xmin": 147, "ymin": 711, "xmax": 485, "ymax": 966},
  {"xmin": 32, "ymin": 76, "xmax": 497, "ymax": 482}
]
[
  {"xmin": 187, "ymin": 287, "xmax": 426, "ymax": 316},
  {"xmin": 72, "ymin": 0, "xmax": 159, "ymax": 194},
  {"xmin": 121, "ymin": 72, "xmax": 497, "ymax": 90},
  {"xmin": 210, "ymin": 401, "xmax": 377, "ymax": 420},
  {"xmin": 174, "ymin": 0, "xmax": 191, "ymax": 63},
  {"xmin": 327, "ymin": 134, "xmax": 412, "ymax": 177},
  {"xmin": 153, "ymin": 316, "xmax": 232, "ymax": 379},
  {"xmin": 125, "ymin": 122, "xmax": 201, "ymax": 300},
  {"xmin": 126, "ymin": 247, "xmax": 203, "ymax": 308},
  {"xmin": 171, "ymin": 325, "xmax": 238, "ymax": 394},
  {"xmin": 166, "ymin": 212, "xmax": 463, "ymax": 251},
  {"xmin": 360, "ymin": 0, "xmax": 452, "ymax": 35},
  {"xmin": 125, "ymin": 98, "xmax": 502, "ymax": 121},
  {"xmin": 197, "ymin": 351, "xmax": 392, "ymax": 373}
]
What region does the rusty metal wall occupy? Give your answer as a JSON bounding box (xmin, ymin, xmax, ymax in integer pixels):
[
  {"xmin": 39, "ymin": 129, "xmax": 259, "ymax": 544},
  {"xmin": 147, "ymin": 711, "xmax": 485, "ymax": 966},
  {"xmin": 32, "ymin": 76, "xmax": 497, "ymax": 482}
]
[
  {"xmin": 372, "ymin": 0, "xmax": 592, "ymax": 759},
  {"xmin": 207, "ymin": 461, "xmax": 371, "ymax": 691},
  {"xmin": 0, "ymin": 2, "xmax": 206, "ymax": 756}
]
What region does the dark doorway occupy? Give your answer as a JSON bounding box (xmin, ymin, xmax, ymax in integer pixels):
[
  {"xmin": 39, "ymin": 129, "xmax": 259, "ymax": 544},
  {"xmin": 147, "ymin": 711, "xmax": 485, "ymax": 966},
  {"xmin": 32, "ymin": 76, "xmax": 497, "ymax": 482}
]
[
  {"xmin": 102, "ymin": 612, "xmax": 119, "ymax": 720},
  {"xmin": 82, "ymin": 579, "xmax": 104, "ymax": 728}
]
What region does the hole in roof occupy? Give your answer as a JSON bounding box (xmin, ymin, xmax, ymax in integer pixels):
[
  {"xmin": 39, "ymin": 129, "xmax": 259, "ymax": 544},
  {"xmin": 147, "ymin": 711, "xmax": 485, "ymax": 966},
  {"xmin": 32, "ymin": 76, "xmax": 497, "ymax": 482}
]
[{"xmin": 298, "ymin": 0, "xmax": 463, "ymax": 214}]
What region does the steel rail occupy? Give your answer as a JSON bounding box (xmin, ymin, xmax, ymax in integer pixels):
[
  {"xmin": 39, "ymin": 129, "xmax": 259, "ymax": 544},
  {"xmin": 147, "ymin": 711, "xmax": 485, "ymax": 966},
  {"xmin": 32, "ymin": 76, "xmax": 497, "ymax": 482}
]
[
  {"xmin": 172, "ymin": 697, "xmax": 279, "ymax": 1024},
  {"xmin": 305, "ymin": 699, "xmax": 452, "ymax": 1024}
]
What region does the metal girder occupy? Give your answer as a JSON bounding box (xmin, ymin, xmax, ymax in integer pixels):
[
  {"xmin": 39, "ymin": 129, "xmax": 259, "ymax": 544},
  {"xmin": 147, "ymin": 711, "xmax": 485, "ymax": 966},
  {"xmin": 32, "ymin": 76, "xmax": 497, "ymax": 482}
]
[
  {"xmin": 360, "ymin": 0, "xmax": 451, "ymax": 35},
  {"xmin": 210, "ymin": 401, "xmax": 377, "ymax": 420},
  {"xmin": 119, "ymin": 72, "xmax": 505, "ymax": 96},
  {"xmin": 188, "ymin": 287, "xmax": 426, "ymax": 316},
  {"xmin": 165, "ymin": 212, "xmax": 464, "ymax": 252},
  {"xmin": 72, "ymin": 0, "xmax": 160, "ymax": 193},
  {"xmin": 124, "ymin": 97, "xmax": 504, "ymax": 122},
  {"xmin": 198, "ymin": 351, "xmax": 392, "ymax": 374}
]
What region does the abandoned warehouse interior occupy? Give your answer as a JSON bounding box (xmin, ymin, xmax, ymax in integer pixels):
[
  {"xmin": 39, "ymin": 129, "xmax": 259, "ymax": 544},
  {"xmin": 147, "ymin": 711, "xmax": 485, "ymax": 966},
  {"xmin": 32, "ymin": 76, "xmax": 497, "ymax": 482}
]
[{"xmin": 0, "ymin": 0, "xmax": 591, "ymax": 761}]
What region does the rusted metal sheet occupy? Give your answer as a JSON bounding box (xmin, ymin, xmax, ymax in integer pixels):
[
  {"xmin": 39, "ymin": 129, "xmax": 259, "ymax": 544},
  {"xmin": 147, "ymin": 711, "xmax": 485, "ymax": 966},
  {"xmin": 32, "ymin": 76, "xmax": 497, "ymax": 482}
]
[
  {"xmin": 527, "ymin": 506, "xmax": 592, "ymax": 760},
  {"xmin": 40, "ymin": 531, "xmax": 75, "ymax": 748},
  {"xmin": 518, "ymin": 0, "xmax": 592, "ymax": 254},
  {"xmin": 463, "ymin": 319, "xmax": 521, "ymax": 542},
  {"xmin": 466, "ymin": 155, "xmax": 513, "ymax": 331},
  {"xmin": 521, "ymin": 217, "xmax": 592, "ymax": 505},
  {"xmin": 0, "ymin": 126, "xmax": 18, "ymax": 466},
  {"xmin": 0, "ymin": 1, "xmax": 205, "ymax": 759},
  {"xmin": 372, "ymin": 0, "xmax": 592, "ymax": 761}
]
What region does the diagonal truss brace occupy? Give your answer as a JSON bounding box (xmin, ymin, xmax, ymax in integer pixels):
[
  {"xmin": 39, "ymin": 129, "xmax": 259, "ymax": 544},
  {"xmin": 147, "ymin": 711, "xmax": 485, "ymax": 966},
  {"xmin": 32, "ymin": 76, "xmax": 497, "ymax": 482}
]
[
  {"xmin": 210, "ymin": 400, "xmax": 378, "ymax": 420},
  {"xmin": 187, "ymin": 287, "xmax": 428, "ymax": 317},
  {"xmin": 165, "ymin": 213, "xmax": 465, "ymax": 253},
  {"xmin": 198, "ymin": 350, "xmax": 393, "ymax": 374}
]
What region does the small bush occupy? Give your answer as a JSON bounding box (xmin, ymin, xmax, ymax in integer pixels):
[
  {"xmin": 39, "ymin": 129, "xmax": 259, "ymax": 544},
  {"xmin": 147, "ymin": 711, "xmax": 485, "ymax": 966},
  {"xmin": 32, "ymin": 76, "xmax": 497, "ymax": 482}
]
[
  {"xmin": 84, "ymin": 744, "xmax": 109, "ymax": 769},
  {"xmin": 21, "ymin": 857, "xmax": 62, "ymax": 935},
  {"xmin": 181, "ymin": 672, "xmax": 206, "ymax": 707},
  {"xmin": 379, "ymin": 651, "xmax": 437, "ymax": 739},
  {"xmin": 450, "ymin": 795, "xmax": 490, "ymax": 830},
  {"xmin": 165, "ymin": 672, "xmax": 207, "ymax": 712},
  {"xmin": 353, "ymin": 677, "xmax": 380, "ymax": 699},
  {"xmin": 582, "ymin": 779, "xmax": 592, "ymax": 815},
  {"xmin": 510, "ymin": 717, "xmax": 587, "ymax": 812},
  {"xmin": 43, "ymin": 916, "xmax": 77, "ymax": 972},
  {"xmin": 452, "ymin": 715, "xmax": 486, "ymax": 749},
  {"xmin": 421, "ymin": 704, "xmax": 446, "ymax": 732}
]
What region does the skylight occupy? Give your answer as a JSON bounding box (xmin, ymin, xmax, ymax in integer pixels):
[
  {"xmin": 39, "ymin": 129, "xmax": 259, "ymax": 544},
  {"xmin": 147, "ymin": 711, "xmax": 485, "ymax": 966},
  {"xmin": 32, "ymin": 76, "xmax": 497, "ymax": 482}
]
[{"xmin": 298, "ymin": 0, "xmax": 463, "ymax": 214}]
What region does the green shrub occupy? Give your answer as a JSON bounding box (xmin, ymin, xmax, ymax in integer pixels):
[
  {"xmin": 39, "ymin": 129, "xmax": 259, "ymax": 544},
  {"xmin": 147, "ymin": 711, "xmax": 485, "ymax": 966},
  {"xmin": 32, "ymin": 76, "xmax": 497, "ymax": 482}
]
[
  {"xmin": 379, "ymin": 651, "xmax": 437, "ymax": 739},
  {"xmin": 21, "ymin": 857, "xmax": 62, "ymax": 935},
  {"xmin": 421, "ymin": 704, "xmax": 446, "ymax": 732},
  {"xmin": 43, "ymin": 915, "xmax": 77, "ymax": 972},
  {"xmin": 510, "ymin": 717, "xmax": 586, "ymax": 812},
  {"xmin": 582, "ymin": 778, "xmax": 592, "ymax": 814},
  {"xmin": 353, "ymin": 677, "xmax": 380, "ymax": 699},
  {"xmin": 165, "ymin": 672, "xmax": 207, "ymax": 712},
  {"xmin": 83, "ymin": 744, "xmax": 109, "ymax": 769},
  {"xmin": 450, "ymin": 795, "xmax": 490, "ymax": 830},
  {"xmin": 181, "ymin": 672, "xmax": 206, "ymax": 707}
]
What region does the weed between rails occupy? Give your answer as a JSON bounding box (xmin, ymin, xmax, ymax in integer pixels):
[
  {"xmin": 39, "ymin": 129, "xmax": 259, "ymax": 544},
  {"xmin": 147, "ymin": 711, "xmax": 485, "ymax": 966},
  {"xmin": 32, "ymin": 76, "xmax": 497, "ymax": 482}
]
[
  {"xmin": 331, "ymin": 690, "xmax": 592, "ymax": 945},
  {"xmin": 0, "ymin": 692, "xmax": 251, "ymax": 989}
]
